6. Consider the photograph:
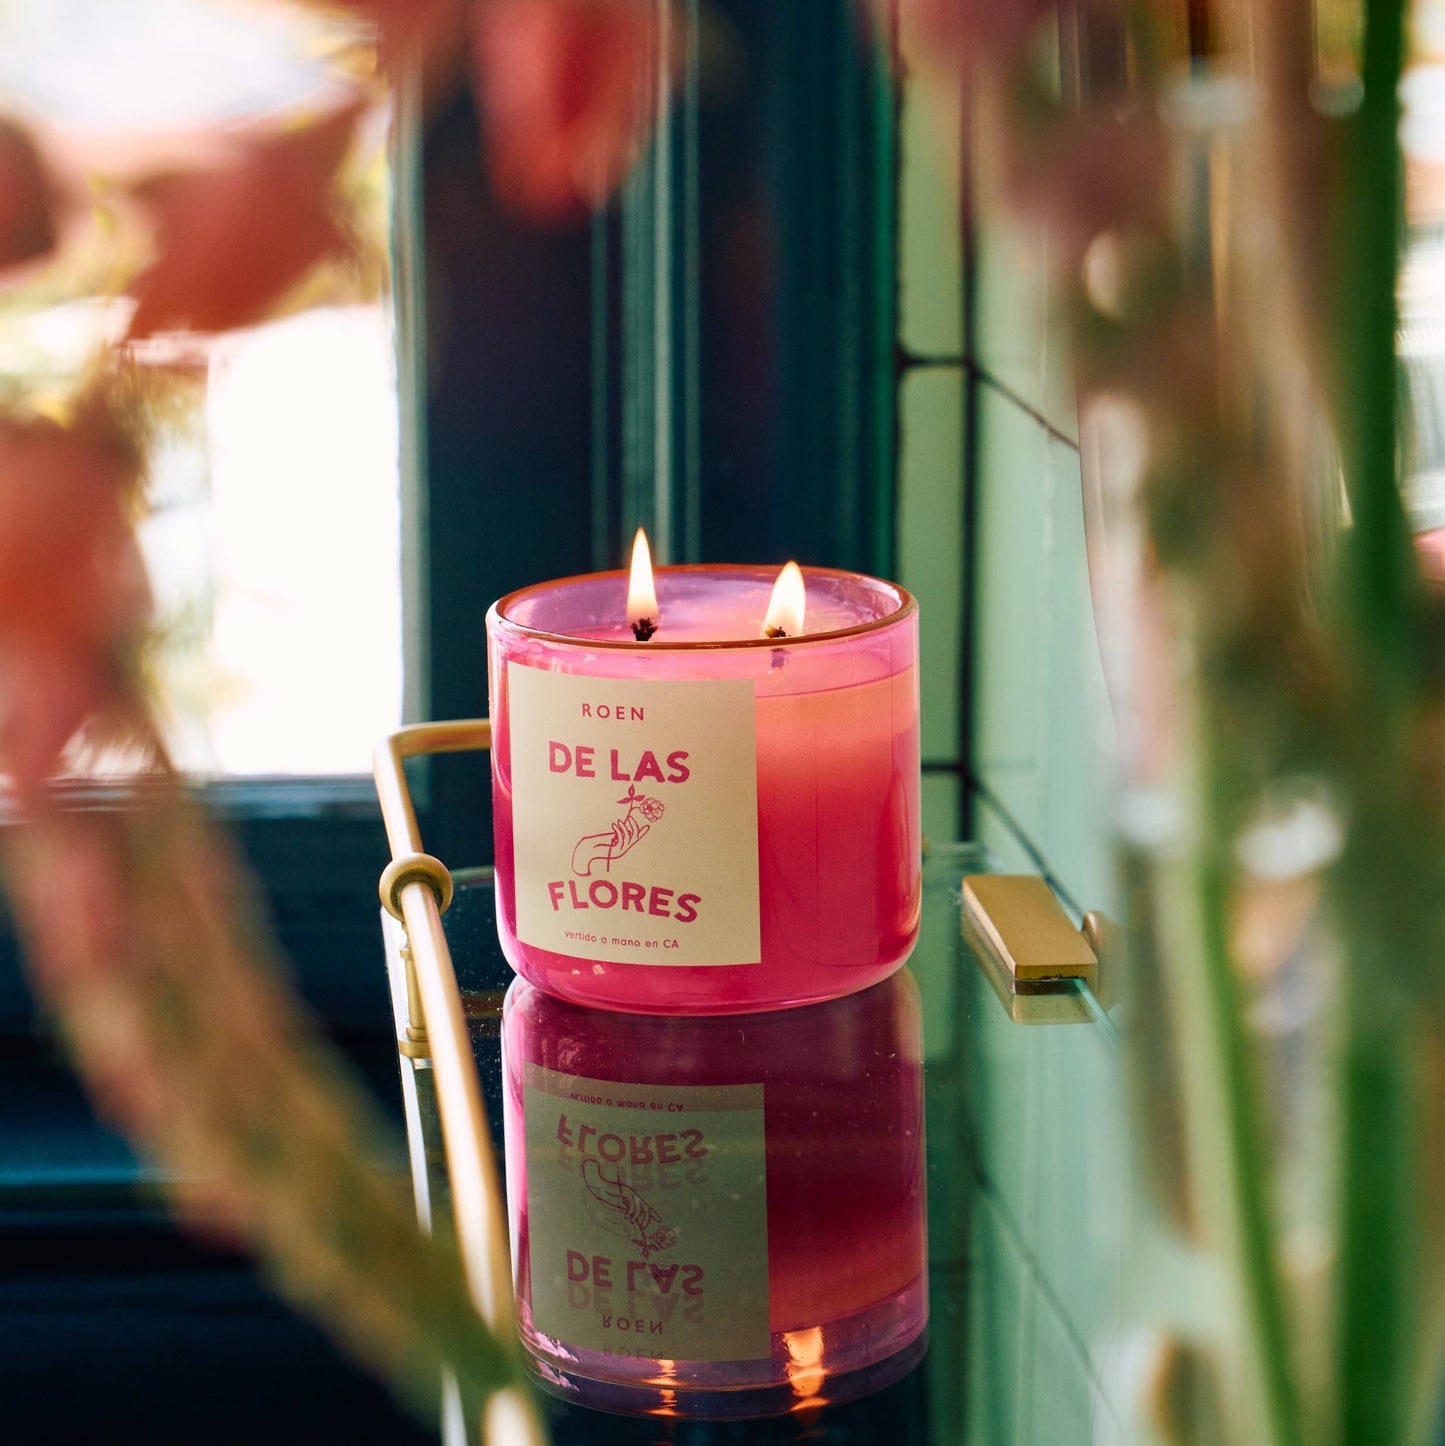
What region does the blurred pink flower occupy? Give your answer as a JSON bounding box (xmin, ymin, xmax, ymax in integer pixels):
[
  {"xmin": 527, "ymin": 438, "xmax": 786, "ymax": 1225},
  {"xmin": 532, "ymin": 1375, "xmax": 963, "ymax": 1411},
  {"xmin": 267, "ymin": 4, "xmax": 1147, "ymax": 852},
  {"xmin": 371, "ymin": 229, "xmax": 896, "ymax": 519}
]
[
  {"xmin": 1003, "ymin": 104, "xmax": 1170, "ymax": 272},
  {"xmin": 472, "ymin": 0, "xmax": 665, "ymax": 221},
  {"xmin": 126, "ymin": 100, "xmax": 361, "ymax": 339},
  {"xmin": 870, "ymin": 0, "xmax": 1054, "ymax": 73},
  {"xmin": 0, "ymin": 407, "xmax": 150, "ymax": 803},
  {"xmin": 0, "ymin": 116, "xmax": 57, "ymax": 275}
]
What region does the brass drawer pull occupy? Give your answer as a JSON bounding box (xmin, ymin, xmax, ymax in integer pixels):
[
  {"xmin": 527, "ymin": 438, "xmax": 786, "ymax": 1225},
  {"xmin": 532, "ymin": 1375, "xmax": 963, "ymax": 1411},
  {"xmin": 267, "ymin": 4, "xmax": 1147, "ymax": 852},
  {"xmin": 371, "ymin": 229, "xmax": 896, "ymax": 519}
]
[{"xmin": 963, "ymin": 874, "xmax": 1097, "ymax": 982}]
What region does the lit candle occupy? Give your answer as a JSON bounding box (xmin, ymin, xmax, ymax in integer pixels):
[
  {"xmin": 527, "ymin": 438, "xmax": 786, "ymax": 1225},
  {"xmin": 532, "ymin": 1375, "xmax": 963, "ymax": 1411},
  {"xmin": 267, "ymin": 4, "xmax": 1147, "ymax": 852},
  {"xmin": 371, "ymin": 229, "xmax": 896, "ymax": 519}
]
[
  {"xmin": 501, "ymin": 969, "xmax": 928, "ymax": 1412},
  {"xmin": 485, "ymin": 539, "xmax": 921, "ymax": 1015},
  {"xmin": 761, "ymin": 560, "xmax": 805, "ymax": 639},
  {"xmin": 626, "ymin": 527, "xmax": 659, "ymax": 642}
]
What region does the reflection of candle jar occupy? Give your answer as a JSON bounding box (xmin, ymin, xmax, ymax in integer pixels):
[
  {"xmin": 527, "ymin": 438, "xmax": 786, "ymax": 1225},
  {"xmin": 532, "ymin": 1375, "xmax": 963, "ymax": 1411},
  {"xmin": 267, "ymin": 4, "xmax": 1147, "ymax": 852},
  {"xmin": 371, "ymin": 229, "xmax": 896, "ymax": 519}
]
[
  {"xmin": 501, "ymin": 969, "xmax": 929, "ymax": 1416},
  {"xmin": 486, "ymin": 565, "xmax": 921, "ymax": 1015}
]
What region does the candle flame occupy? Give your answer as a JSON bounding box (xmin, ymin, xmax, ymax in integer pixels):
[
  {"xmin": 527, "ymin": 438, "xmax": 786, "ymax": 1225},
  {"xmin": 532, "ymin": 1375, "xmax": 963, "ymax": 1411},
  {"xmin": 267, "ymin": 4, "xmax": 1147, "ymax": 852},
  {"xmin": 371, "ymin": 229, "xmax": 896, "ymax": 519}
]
[
  {"xmin": 762, "ymin": 561, "xmax": 805, "ymax": 638},
  {"xmin": 627, "ymin": 528, "xmax": 658, "ymax": 639}
]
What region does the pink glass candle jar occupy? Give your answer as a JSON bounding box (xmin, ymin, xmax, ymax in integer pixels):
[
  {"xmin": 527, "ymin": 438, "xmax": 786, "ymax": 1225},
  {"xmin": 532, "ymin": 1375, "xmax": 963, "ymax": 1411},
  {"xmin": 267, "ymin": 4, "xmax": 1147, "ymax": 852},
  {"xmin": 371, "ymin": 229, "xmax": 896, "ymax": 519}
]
[
  {"xmin": 501, "ymin": 969, "xmax": 928, "ymax": 1416},
  {"xmin": 486, "ymin": 565, "xmax": 920, "ymax": 1015}
]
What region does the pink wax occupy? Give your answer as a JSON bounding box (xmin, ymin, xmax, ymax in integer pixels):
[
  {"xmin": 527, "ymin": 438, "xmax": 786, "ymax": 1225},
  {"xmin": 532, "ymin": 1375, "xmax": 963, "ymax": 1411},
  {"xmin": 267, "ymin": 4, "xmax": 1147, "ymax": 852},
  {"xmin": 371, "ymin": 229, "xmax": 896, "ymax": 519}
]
[
  {"xmin": 501, "ymin": 970, "xmax": 928, "ymax": 1415},
  {"xmin": 486, "ymin": 565, "xmax": 921, "ymax": 1014}
]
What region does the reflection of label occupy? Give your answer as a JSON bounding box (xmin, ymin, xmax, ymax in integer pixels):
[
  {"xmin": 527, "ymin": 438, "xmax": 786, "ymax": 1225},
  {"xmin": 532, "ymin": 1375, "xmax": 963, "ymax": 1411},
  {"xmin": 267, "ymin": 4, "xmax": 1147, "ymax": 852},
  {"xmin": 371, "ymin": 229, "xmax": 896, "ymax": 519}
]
[
  {"xmin": 524, "ymin": 1064, "xmax": 769, "ymax": 1362},
  {"xmin": 508, "ymin": 664, "xmax": 760, "ymax": 966}
]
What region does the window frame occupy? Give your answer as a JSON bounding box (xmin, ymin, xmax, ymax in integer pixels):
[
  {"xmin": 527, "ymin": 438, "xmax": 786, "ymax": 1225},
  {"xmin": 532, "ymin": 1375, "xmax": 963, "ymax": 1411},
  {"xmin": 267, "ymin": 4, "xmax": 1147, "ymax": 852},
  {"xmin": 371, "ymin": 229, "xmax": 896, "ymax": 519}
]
[{"xmin": 1, "ymin": 0, "xmax": 920, "ymax": 1195}]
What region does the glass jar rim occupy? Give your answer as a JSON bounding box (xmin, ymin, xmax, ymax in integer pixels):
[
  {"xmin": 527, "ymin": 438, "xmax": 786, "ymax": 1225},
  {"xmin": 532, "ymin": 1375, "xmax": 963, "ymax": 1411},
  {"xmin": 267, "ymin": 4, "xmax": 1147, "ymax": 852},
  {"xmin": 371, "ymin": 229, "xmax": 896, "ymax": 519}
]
[{"xmin": 488, "ymin": 562, "xmax": 918, "ymax": 652}]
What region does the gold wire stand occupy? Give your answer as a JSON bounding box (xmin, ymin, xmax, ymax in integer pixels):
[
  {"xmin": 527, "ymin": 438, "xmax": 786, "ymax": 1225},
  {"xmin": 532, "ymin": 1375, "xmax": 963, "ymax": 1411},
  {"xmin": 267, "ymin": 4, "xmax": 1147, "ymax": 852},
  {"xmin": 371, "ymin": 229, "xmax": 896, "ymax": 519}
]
[{"xmin": 373, "ymin": 720, "xmax": 546, "ymax": 1446}]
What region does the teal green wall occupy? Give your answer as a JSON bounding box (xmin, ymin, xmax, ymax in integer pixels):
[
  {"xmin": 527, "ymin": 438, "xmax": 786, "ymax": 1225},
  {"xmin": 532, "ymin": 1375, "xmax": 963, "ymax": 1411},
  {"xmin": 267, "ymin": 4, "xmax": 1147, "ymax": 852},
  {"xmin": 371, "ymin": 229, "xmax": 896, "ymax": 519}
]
[
  {"xmin": 893, "ymin": 59, "xmax": 1117, "ymax": 918},
  {"xmin": 894, "ymin": 40, "xmax": 1136, "ymax": 1443}
]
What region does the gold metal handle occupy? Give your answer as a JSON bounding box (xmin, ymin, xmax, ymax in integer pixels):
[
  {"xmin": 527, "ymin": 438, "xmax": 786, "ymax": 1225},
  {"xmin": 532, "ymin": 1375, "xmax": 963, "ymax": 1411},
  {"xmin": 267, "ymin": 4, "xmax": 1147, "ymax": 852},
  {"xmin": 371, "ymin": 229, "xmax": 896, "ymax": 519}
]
[
  {"xmin": 375, "ymin": 719, "xmax": 493, "ymax": 857},
  {"xmin": 963, "ymin": 874, "xmax": 1118, "ymax": 1026},
  {"xmin": 962, "ymin": 874, "xmax": 1097, "ymax": 981},
  {"xmin": 373, "ymin": 720, "xmax": 546, "ymax": 1446}
]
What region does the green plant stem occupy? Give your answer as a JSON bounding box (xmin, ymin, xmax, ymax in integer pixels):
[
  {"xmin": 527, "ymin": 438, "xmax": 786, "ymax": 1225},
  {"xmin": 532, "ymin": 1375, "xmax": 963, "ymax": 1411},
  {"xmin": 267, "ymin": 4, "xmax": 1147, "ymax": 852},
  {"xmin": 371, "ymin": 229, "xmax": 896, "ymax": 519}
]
[
  {"xmin": 1332, "ymin": 2, "xmax": 1417, "ymax": 1442},
  {"xmin": 1338, "ymin": 0, "xmax": 1412, "ymax": 672},
  {"xmin": 1197, "ymin": 818, "xmax": 1303, "ymax": 1446},
  {"xmin": 1336, "ymin": 928, "xmax": 1412, "ymax": 1446}
]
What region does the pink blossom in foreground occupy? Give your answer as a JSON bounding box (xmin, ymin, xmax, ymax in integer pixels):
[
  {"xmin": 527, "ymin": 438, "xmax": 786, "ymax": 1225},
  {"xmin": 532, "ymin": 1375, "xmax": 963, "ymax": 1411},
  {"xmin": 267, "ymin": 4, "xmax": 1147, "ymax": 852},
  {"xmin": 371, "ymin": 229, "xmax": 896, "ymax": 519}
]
[
  {"xmin": 0, "ymin": 407, "xmax": 150, "ymax": 804},
  {"xmin": 0, "ymin": 116, "xmax": 57, "ymax": 275},
  {"xmin": 126, "ymin": 101, "xmax": 362, "ymax": 339},
  {"xmin": 472, "ymin": 0, "xmax": 665, "ymax": 221}
]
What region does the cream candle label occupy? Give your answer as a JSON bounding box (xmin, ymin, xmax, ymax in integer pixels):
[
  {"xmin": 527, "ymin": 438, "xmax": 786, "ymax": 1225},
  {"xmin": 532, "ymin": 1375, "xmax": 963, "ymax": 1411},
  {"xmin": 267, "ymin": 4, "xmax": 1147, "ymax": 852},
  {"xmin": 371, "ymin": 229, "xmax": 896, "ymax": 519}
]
[
  {"xmin": 507, "ymin": 663, "xmax": 761, "ymax": 966},
  {"xmin": 523, "ymin": 1064, "xmax": 769, "ymax": 1362}
]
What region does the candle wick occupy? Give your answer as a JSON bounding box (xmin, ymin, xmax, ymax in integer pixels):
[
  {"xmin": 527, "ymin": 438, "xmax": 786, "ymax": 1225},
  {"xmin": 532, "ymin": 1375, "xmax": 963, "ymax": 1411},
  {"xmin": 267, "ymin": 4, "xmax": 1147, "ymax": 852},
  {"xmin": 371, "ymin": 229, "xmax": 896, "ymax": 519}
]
[
  {"xmin": 764, "ymin": 625, "xmax": 788, "ymax": 640},
  {"xmin": 632, "ymin": 617, "xmax": 658, "ymax": 642}
]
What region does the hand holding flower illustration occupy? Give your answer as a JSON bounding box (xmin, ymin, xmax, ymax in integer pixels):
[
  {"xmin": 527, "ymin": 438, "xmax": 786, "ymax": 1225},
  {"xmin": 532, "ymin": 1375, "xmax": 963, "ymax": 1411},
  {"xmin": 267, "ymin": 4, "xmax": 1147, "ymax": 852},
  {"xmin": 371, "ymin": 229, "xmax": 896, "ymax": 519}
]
[
  {"xmin": 581, "ymin": 1159, "xmax": 677, "ymax": 1257},
  {"xmin": 570, "ymin": 785, "xmax": 665, "ymax": 876}
]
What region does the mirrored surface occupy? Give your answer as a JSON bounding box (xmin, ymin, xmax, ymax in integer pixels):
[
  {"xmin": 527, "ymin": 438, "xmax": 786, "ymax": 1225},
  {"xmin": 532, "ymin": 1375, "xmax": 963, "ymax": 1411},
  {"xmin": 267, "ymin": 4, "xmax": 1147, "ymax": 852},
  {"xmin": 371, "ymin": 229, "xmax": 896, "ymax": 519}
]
[
  {"xmin": 385, "ymin": 842, "xmax": 1132, "ymax": 1443},
  {"xmin": 502, "ymin": 970, "xmax": 927, "ymax": 1415}
]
